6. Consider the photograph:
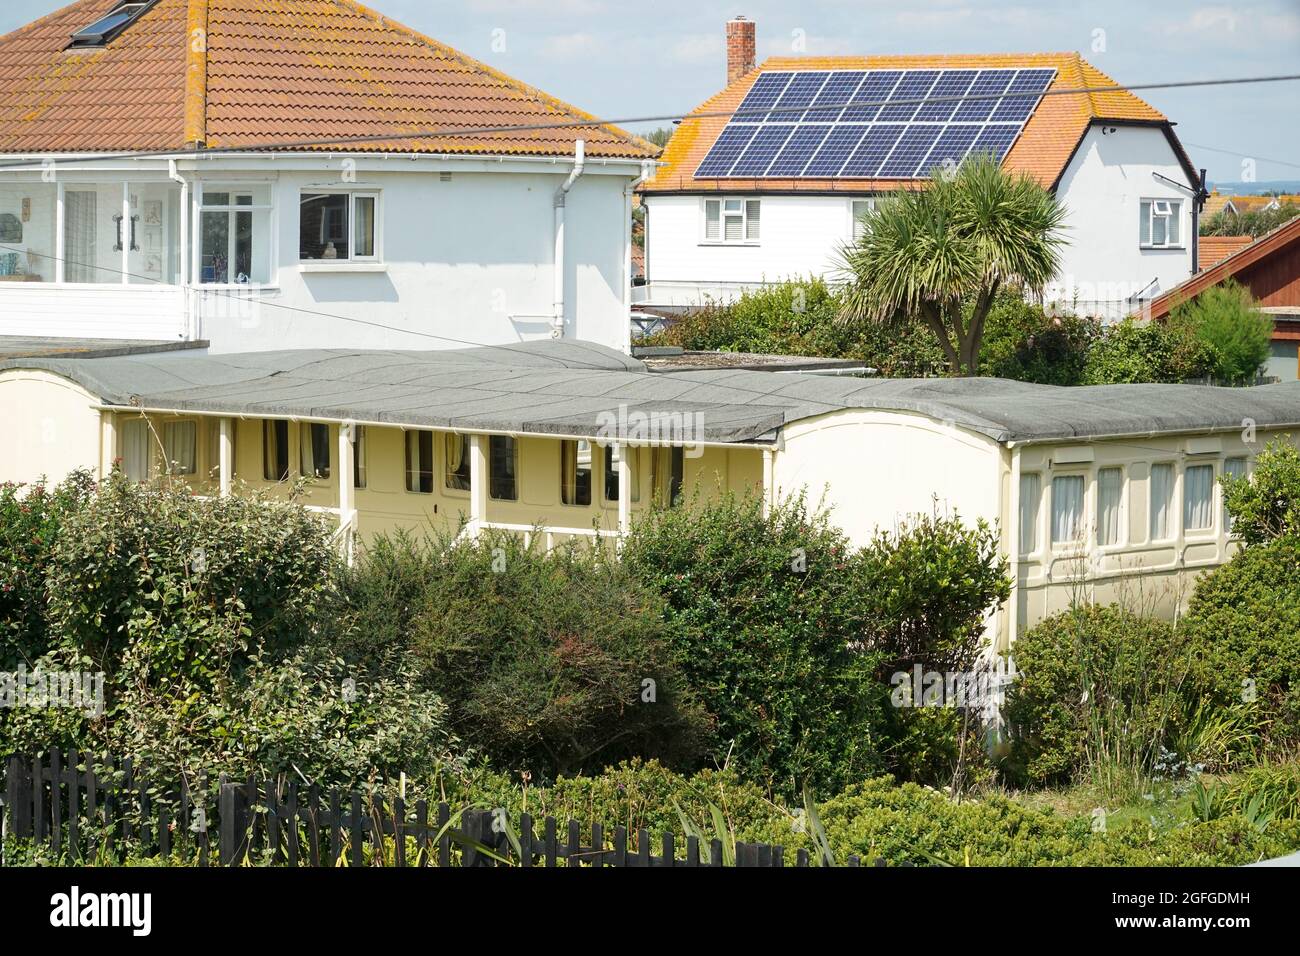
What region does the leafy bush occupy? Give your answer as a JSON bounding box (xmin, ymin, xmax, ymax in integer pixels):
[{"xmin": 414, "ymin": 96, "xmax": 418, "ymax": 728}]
[
  {"xmin": 977, "ymin": 292, "xmax": 1099, "ymax": 385},
  {"xmin": 647, "ymin": 278, "xmax": 947, "ymax": 376},
  {"xmin": 1169, "ymin": 280, "xmax": 1271, "ymax": 385},
  {"xmin": 340, "ymin": 530, "xmax": 712, "ymax": 780},
  {"xmin": 1003, "ymin": 605, "xmax": 1214, "ymax": 793},
  {"xmin": 42, "ymin": 474, "xmax": 339, "ymax": 695},
  {"xmin": 1081, "ymin": 317, "xmax": 1218, "ymax": 384},
  {"xmin": 0, "ymin": 471, "xmax": 95, "ymax": 670},
  {"xmin": 1221, "ymin": 438, "xmax": 1300, "ymax": 545},
  {"xmin": 1201, "ymin": 201, "xmax": 1299, "ymax": 238}
]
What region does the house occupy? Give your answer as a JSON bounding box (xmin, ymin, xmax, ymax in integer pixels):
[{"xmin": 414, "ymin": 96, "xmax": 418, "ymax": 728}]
[
  {"xmin": 1149, "ymin": 215, "xmax": 1300, "ymax": 382},
  {"xmin": 1199, "ymin": 235, "xmax": 1254, "ymax": 269},
  {"xmin": 6, "ymin": 341, "xmax": 1300, "ymax": 644},
  {"xmin": 1205, "ymin": 192, "xmax": 1299, "ymax": 218},
  {"xmin": 638, "ymin": 16, "xmax": 1202, "ymax": 321},
  {"xmin": 0, "ymin": 0, "xmax": 658, "ymax": 353}
]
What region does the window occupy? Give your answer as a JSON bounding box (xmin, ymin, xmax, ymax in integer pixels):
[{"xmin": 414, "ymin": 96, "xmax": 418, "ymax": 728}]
[
  {"xmin": 489, "ymin": 436, "xmax": 518, "ymax": 501},
  {"xmin": 263, "ymin": 420, "xmax": 289, "ymax": 481},
  {"xmin": 1184, "ymin": 463, "xmax": 1215, "ymax": 532},
  {"xmin": 208, "ymin": 421, "xmax": 235, "ymax": 479},
  {"xmin": 1051, "ymin": 475, "xmax": 1085, "ymax": 546},
  {"xmin": 445, "ymin": 433, "xmax": 470, "ymax": 492},
  {"xmin": 299, "ymin": 192, "xmax": 379, "ymax": 261},
  {"xmin": 651, "ymin": 446, "xmax": 684, "ymax": 507},
  {"xmin": 603, "ymin": 445, "xmax": 641, "ymax": 503},
  {"xmin": 406, "ymin": 430, "xmax": 433, "ymax": 493},
  {"xmin": 351, "ymin": 426, "xmax": 367, "ymax": 489},
  {"xmin": 560, "ymin": 439, "xmax": 593, "ymax": 506},
  {"xmin": 300, "ymin": 423, "xmax": 331, "ymax": 479},
  {"xmin": 703, "ymin": 197, "xmax": 760, "ymax": 243},
  {"xmin": 1223, "ymin": 457, "xmax": 1248, "ymax": 532},
  {"xmin": 68, "ymin": 1, "xmax": 157, "ymax": 47},
  {"xmin": 162, "ymin": 421, "xmax": 196, "ymax": 476},
  {"xmin": 200, "ymin": 185, "xmax": 272, "ymax": 284},
  {"xmin": 120, "ymin": 418, "xmax": 150, "ymax": 482},
  {"xmin": 1140, "ymin": 199, "xmax": 1182, "ymax": 248},
  {"xmin": 1097, "ymin": 467, "xmax": 1124, "ymax": 546},
  {"xmin": 1150, "ymin": 463, "xmax": 1175, "ymax": 540},
  {"xmin": 1018, "ymin": 473, "xmax": 1041, "ymax": 554},
  {"xmin": 851, "ymin": 198, "xmax": 874, "ymax": 240}
]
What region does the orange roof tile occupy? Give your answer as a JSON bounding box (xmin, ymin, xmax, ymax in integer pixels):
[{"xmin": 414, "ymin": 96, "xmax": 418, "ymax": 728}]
[
  {"xmin": 0, "ymin": 0, "xmax": 657, "ymax": 159},
  {"xmin": 643, "ymin": 52, "xmax": 1182, "ymax": 194},
  {"xmin": 1199, "ymin": 235, "xmax": 1254, "ymax": 268}
]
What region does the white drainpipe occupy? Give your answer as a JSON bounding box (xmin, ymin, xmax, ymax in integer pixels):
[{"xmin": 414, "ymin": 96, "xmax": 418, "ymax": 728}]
[
  {"xmin": 552, "ymin": 139, "xmax": 585, "ymax": 339},
  {"xmin": 168, "ymin": 159, "xmax": 192, "ymax": 339}
]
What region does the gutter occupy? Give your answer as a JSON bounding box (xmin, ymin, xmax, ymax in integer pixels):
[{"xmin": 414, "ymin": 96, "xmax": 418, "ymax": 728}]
[
  {"xmin": 552, "ymin": 139, "xmax": 585, "ymax": 339},
  {"xmin": 168, "ymin": 159, "xmax": 192, "ymax": 337}
]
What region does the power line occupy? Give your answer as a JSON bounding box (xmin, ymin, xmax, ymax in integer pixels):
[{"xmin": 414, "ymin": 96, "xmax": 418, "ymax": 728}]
[
  {"xmin": 1180, "ymin": 141, "xmax": 1300, "ymax": 174},
  {"xmin": 0, "ymin": 72, "xmax": 1297, "ymax": 171}
]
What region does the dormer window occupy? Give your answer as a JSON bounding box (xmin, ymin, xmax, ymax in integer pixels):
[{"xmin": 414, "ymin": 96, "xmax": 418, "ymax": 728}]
[{"xmin": 68, "ymin": 1, "xmax": 157, "ymax": 48}]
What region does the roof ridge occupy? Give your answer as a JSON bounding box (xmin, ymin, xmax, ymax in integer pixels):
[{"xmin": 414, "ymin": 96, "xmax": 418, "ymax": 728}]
[
  {"xmin": 184, "ymin": 0, "xmax": 207, "ymax": 147},
  {"xmin": 336, "ymin": 0, "xmax": 657, "ymax": 156}
]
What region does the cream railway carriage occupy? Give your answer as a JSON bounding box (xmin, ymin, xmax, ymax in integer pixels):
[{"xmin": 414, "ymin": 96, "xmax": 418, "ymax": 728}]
[{"xmin": 4, "ymin": 340, "xmax": 1300, "ymax": 647}]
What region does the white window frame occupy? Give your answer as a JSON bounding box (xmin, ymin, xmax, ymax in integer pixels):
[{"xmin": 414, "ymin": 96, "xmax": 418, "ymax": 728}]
[
  {"xmin": 1223, "ymin": 456, "xmax": 1249, "ymax": 534},
  {"xmin": 1050, "ymin": 472, "xmax": 1088, "ymax": 550},
  {"xmin": 196, "ymin": 181, "xmax": 275, "ymax": 287},
  {"xmin": 1017, "ymin": 472, "xmax": 1042, "ymax": 557},
  {"xmin": 1182, "ymin": 461, "xmax": 1217, "ymax": 536},
  {"xmin": 849, "ymin": 198, "xmax": 875, "ymax": 240},
  {"xmin": 298, "ymin": 189, "xmax": 382, "ymax": 265},
  {"xmin": 701, "ymin": 197, "xmax": 760, "ymax": 245},
  {"xmin": 1094, "ymin": 466, "xmax": 1127, "ymax": 549},
  {"xmin": 1140, "ymin": 197, "xmax": 1183, "ymax": 250},
  {"xmin": 1149, "ymin": 461, "xmax": 1177, "ymax": 542}
]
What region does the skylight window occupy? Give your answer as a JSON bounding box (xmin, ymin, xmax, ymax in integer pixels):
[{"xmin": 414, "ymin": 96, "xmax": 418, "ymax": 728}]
[{"xmin": 68, "ymin": 1, "xmax": 156, "ymax": 48}]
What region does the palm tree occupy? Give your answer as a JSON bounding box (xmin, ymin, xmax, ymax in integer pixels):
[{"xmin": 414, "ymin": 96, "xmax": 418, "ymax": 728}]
[{"xmin": 838, "ymin": 154, "xmax": 1066, "ymax": 376}]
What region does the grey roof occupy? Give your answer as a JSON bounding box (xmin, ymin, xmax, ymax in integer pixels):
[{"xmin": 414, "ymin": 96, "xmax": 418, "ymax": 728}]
[{"xmin": 6, "ymin": 339, "xmax": 1300, "ymax": 445}]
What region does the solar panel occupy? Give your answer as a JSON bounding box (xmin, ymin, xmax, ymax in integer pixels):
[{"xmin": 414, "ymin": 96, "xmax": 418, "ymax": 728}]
[{"xmin": 694, "ymin": 65, "xmax": 1054, "ymax": 180}]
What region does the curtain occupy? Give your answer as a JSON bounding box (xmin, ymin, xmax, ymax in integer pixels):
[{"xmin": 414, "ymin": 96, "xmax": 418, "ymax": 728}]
[
  {"xmin": 1150, "ymin": 463, "xmax": 1174, "ymax": 540},
  {"xmin": 1051, "ymin": 475, "xmax": 1085, "ymax": 545},
  {"xmin": 1223, "ymin": 458, "xmax": 1247, "ymax": 531},
  {"xmin": 1097, "ymin": 468, "xmax": 1123, "ymax": 546},
  {"xmin": 1183, "ymin": 464, "xmax": 1214, "ymax": 531},
  {"xmin": 489, "ymin": 436, "xmax": 517, "ymax": 501},
  {"xmin": 64, "ymin": 190, "xmax": 98, "ymax": 283},
  {"xmin": 407, "ymin": 431, "xmax": 432, "ymax": 493},
  {"xmin": 444, "ymin": 433, "xmax": 467, "ymax": 490},
  {"xmin": 561, "ymin": 440, "xmax": 579, "ymax": 505},
  {"xmin": 208, "ymin": 421, "xmax": 235, "ymax": 481},
  {"xmin": 1018, "ymin": 473, "xmax": 1040, "ymax": 554},
  {"xmin": 651, "ymin": 447, "xmax": 671, "ymax": 507},
  {"xmin": 300, "ymin": 423, "xmax": 330, "ymax": 479},
  {"xmin": 121, "ymin": 419, "xmax": 149, "ymax": 482},
  {"xmin": 264, "ymin": 421, "xmax": 289, "ymax": 482},
  {"xmin": 163, "ymin": 421, "xmax": 196, "ymax": 475}
]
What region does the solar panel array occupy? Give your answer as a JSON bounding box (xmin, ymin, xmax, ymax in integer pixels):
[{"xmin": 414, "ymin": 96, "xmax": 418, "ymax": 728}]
[{"xmin": 695, "ymin": 67, "xmax": 1056, "ymax": 180}]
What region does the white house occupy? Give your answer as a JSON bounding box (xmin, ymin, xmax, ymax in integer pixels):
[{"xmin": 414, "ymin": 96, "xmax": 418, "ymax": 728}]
[
  {"xmin": 5, "ymin": 340, "xmax": 1299, "ymax": 644},
  {"xmin": 639, "ymin": 17, "xmax": 1203, "ymax": 321},
  {"xmin": 0, "ymin": 0, "xmax": 658, "ymax": 353}
]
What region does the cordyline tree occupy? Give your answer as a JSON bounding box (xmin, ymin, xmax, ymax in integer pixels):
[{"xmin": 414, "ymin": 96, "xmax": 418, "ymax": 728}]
[{"xmin": 838, "ymin": 153, "xmax": 1066, "ymax": 376}]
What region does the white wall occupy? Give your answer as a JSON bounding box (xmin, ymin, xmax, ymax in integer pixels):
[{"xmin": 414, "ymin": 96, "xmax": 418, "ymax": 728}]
[
  {"xmin": 0, "ymin": 369, "xmax": 103, "ymax": 485},
  {"xmin": 196, "ymin": 168, "xmax": 632, "ymax": 353},
  {"xmin": 1050, "ymin": 125, "xmax": 1195, "ymax": 320},
  {"xmin": 643, "ymin": 193, "xmax": 862, "ymax": 305}
]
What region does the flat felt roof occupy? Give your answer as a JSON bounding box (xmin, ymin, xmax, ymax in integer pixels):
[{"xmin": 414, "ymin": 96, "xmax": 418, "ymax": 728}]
[{"xmin": 6, "ymin": 339, "xmax": 1300, "ymax": 445}]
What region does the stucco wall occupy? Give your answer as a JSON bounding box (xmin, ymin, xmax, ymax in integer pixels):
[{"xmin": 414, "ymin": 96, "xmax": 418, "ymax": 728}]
[{"xmin": 0, "ymin": 369, "xmax": 103, "ymax": 485}]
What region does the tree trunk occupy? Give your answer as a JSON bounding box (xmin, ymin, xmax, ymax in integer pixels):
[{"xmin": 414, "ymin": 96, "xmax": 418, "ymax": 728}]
[{"xmin": 921, "ymin": 302, "xmax": 962, "ymax": 376}]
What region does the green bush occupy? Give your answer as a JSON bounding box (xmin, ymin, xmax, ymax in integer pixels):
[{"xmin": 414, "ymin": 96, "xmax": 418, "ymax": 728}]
[
  {"xmin": 1221, "ymin": 438, "xmax": 1300, "ymax": 545},
  {"xmin": 1170, "ymin": 280, "xmax": 1271, "ymax": 385},
  {"xmin": 341, "ymin": 530, "xmax": 712, "ymax": 780},
  {"xmin": 1081, "ymin": 317, "xmax": 1218, "ymax": 384},
  {"xmin": 42, "ymin": 474, "xmax": 339, "ymax": 695},
  {"xmin": 1003, "ymin": 605, "xmax": 1212, "ymax": 793},
  {"xmin": 977, "ymin": 292, "xmax": 1098, "ymax": 385},
  {"xmin": 0, "ymin": 471, "xmax": 95, "ymax": 670},
  {"xmin": 1201, "ymin": 201, "xmax": 1299, "ymax": 238}
]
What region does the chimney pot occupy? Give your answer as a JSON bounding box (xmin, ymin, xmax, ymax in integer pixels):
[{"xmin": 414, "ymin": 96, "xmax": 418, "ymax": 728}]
[{"xmin": 726, "ymin": 16, "xmax": 756, "ymax": 86}]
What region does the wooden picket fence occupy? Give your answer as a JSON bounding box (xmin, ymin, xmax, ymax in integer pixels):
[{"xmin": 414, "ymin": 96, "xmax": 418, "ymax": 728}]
[{"xmin": 2, "ymin": 751, "xmax": 892, "ymax": 867}]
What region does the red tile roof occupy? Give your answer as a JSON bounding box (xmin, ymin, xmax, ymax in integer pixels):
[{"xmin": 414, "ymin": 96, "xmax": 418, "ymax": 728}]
[
  {"xmin": 643, "ymin": 52, "xmax": 1189, "ymax": 194},
  {"xmin": 1199, "ymin": 235, "xmax": 1254, "ymax": 269},
  {"xmin": 0, "ymin": 0, "xmax": 657, "ymax": 158}
]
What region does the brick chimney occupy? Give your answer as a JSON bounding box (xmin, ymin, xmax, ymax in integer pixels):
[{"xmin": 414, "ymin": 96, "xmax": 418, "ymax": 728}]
[{"xmin": 726, "ymin": 16, "xmax": 756, "ymax": 85}]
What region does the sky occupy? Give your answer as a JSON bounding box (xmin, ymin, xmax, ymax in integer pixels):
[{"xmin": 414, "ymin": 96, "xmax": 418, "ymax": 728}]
[{"xmin": 3, "ymin": 0, "xmax": 1299, "ymax": 184}]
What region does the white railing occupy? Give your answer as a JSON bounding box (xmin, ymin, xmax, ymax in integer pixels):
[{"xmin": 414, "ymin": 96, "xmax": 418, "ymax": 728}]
[{"xmin": 457, "ymin": 519, "xmax": 621, "ymax": 552}]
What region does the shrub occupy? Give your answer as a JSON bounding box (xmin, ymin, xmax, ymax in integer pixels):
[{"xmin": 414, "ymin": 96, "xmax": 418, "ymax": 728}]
[
  {"xmin": 1003, "ymin": 605, "xmax": 1212, "ymax": 793},
  {"xmin": 1081, "ymin": 317, "xmax": 1218, "ymax": 384},
  {"xmin": 342, "ymin": 530, "xmax": 712, "ymax": 780},
  {"xmin": 622, "ymin": 492, "xmax": 888, "ymax": 796},
  {"xmin": 42, "ymin": 474, "xmax": 339, "ymax": 696},
  {"xmin": 1169, "ymin": 280, "xmax": 1271, "ymax": 385},
  {"xmin": 1220, "ymin": 438, "xmax": 1300, "ymax": 546},
  {"xmin": 977, "ymin": 293, "xmax": 1098, "ymax": 385},
  {"xmin": 0, "ymin": 471, "xmax": 95, "ymax": 670},
  {"xmin": 1200, "ymin": 202, "xmax": 1299, "ymax": 238}
]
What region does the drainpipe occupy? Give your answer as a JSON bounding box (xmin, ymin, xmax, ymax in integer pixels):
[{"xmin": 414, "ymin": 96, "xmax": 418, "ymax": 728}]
[
  {"xmin": 552, "ymin": 139, "xmax": 585, "ymax": 339},
  {"xmin": 168, "ymin": 159, "xmax": 192, "ymax": 339}
]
